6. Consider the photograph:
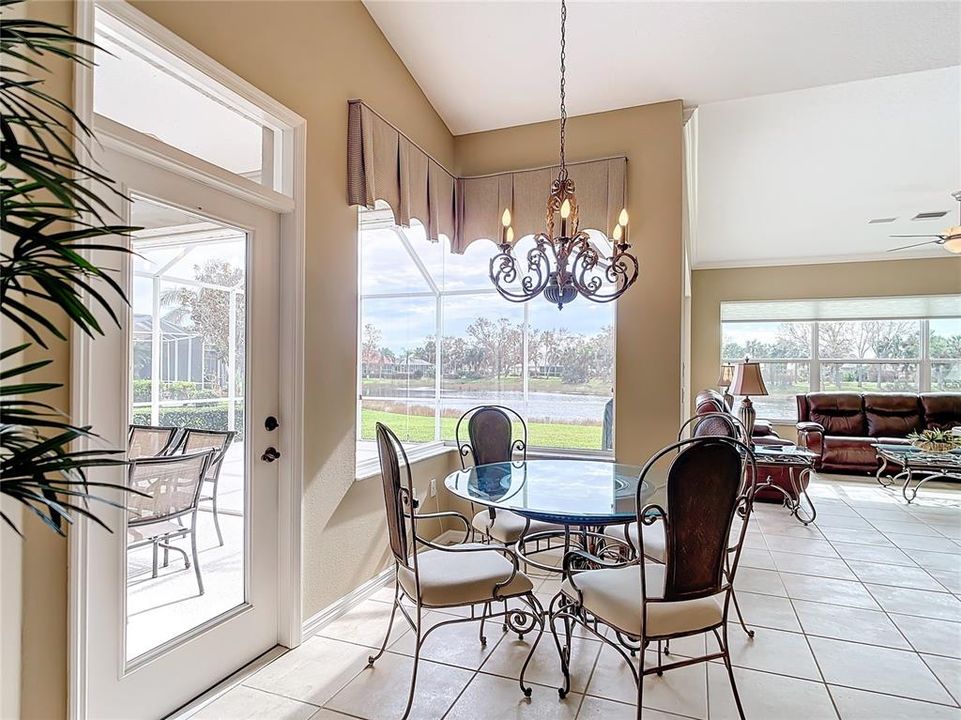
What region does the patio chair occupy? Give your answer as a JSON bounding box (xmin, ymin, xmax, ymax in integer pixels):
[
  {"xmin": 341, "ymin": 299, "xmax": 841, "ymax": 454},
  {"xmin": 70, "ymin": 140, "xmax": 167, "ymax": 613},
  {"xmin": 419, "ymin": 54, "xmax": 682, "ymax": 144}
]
[
  {"xmin": 455, "ymin": 405, "xmax": 562, "ymax": 545},
  {"xmin": 127, "ymin": 424, "xmax": 180, "ymax": 459},
  {"xmin": 552, "ymin": 436, "xmax": 757, "ymax": 719},
  {"xmin": 126, "ymin": 449, "xmax": 215, "ymax": 596},
  {"xmin": 173, "ymin": 429, "xmax": 236, "ymax": 547},
  {"xmin": 368, "ymin": 422, "xmax": 544, "ymax": 720}
]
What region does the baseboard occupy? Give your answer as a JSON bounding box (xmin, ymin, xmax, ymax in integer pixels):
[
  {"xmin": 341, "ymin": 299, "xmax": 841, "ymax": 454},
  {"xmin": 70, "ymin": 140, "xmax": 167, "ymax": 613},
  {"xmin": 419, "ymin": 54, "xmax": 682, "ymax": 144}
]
[{"xmin": 300, "ymin": 529, "xmax": 462, "ymax": 639}]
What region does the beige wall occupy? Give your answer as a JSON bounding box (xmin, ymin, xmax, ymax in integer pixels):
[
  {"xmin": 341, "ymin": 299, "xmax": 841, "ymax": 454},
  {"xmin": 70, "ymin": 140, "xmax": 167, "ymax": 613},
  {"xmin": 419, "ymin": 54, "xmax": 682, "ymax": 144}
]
[
  {"xmin": 455, "ymin": 102, "xmax": 686, "ymax": 465},
  {"xmin": 691, "ymin": 257, "xmax": 961, "ymax": 438}
]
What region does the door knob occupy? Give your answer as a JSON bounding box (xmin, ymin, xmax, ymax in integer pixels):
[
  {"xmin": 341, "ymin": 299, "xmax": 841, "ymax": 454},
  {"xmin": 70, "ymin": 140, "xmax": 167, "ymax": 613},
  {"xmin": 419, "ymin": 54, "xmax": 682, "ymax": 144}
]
[
  {"xmin": 261, "ymin": 446, "xmax": 281, "ymax": 463},
  {"xmin": 265, "ymin": 416, "xmax": 279, "ymax": 431}
]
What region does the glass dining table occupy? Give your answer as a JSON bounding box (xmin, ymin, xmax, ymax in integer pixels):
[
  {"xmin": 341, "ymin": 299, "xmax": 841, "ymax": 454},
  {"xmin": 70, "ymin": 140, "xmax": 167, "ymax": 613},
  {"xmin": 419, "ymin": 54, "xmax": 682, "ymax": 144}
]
[{"xmin": 444, "ymin": 458, "xmax": 660, "ymax": 571}]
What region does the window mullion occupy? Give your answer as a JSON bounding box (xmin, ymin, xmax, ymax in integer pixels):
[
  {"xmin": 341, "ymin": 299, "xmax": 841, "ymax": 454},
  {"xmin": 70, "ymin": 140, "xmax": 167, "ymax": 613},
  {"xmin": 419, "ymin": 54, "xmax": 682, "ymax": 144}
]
[
  {"xmin": 920, "ymin": 318, "xmax": 931, "ymax": 391},
  {"xmin": 811, "ymin": 321, "xmax": 820, "ymax": 393}
]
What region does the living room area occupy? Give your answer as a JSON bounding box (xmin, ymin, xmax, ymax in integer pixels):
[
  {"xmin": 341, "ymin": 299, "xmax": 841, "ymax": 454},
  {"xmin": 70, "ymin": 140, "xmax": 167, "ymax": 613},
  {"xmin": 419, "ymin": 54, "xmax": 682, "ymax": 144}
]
[{"xmin": 2, "ymin": 1, "xmax": 959, "ymax": 720}]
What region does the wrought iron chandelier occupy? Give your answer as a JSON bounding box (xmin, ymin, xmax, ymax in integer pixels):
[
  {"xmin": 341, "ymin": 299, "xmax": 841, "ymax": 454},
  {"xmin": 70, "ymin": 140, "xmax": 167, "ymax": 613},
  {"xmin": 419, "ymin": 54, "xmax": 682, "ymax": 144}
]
[{"xmin": 489, "ymin": 0, "xmax": 638, "ymax": 310}]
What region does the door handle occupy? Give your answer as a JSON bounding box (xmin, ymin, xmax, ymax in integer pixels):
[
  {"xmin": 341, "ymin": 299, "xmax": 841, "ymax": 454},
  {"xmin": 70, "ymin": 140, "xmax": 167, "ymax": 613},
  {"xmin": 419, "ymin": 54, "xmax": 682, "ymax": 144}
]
[{"xmin": 261, "ymin": 446, "xmax": 281, "ymax": 463}]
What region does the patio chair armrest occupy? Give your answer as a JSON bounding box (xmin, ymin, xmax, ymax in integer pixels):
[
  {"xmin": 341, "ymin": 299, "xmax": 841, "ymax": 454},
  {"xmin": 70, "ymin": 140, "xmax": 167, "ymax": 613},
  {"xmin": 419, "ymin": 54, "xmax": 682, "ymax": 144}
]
[{"xmin": 415, "ymin": 510, "xmax": 471, "ymax": 543}]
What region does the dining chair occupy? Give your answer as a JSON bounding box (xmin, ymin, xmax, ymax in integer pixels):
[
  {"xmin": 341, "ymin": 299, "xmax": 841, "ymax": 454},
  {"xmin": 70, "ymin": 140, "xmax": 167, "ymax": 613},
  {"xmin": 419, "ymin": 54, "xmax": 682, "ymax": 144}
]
[
  {"xmin": 455, "ymin": 405, "xmax": 561, "ymax": 545},
  {"xmin": 126, "ymin": 449, "xmax": 214, "ymax": 596},
  {"xmin": 552, "ymin": 436, "xmax": 757, "ymax": 719},
  {"xmin": 605, "ymin": 412, "xmax": 757, "ymax": 638},
  {"xmin": 173, "ymin": 429, "xmax": 236, "ymax": 547},
  {"xmin": 127, "ymin": 424, "xmax": 180, "ymax": 459},
  {"xmin": 369, "ymin": 422, "xmax": 545, "ymax": 720}
]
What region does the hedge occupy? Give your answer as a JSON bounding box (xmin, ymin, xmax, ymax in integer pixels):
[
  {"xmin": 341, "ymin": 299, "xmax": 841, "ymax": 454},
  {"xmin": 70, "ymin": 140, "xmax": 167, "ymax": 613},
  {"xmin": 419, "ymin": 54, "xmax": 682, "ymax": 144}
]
[{"xmin": 132, "ymin": 403, "xmax": 245, "ymax": 440}]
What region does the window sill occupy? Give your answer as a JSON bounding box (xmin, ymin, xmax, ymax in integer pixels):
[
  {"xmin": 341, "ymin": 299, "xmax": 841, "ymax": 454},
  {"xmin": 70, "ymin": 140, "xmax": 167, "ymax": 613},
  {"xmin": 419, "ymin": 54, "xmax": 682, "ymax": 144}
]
[{"xmin": 355, "ymin": 442, "xmax": 455, "ymax": 482}]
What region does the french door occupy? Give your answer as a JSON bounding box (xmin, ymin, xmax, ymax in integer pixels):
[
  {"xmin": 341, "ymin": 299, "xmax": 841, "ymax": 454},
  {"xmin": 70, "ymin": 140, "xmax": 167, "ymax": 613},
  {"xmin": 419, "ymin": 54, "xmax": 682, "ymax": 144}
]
[{"xmin": 81, "ymin": 146, "xmax": 281, "ymax": 719}]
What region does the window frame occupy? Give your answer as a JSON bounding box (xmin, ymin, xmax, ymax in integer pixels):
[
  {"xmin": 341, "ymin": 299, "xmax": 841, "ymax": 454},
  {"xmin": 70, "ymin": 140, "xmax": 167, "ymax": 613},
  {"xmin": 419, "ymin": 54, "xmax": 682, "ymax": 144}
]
[
  {"xmin": 721, "ymin": 316, "xmax": 960, "ymax": 424},
  {"xmin": 356, "ymin": 209, "xmax": 616, "ymax": 477}
]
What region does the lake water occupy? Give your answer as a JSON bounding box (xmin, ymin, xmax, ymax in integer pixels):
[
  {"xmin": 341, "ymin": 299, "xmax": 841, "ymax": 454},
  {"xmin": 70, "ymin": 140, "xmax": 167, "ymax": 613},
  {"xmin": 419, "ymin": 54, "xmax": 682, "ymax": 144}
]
[{"xmin": 365, "ymin": 387, "xmax": 611, "ymax": 424}]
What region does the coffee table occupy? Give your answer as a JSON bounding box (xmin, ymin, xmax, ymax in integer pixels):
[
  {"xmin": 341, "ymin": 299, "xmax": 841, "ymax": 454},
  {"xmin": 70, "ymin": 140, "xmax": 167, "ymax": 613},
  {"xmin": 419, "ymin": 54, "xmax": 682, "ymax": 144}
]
[{"xmin": 875, "ymin": 444, "xmax": 961, "ymax": 503}]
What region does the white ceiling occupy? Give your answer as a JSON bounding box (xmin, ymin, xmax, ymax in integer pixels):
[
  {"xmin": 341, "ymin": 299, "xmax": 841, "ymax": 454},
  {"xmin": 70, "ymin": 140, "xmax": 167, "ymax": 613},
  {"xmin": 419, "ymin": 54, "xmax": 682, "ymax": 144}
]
[
  {"xmin": 364, "ymin": 1, "xmax": 961, "ymax": 135},
  {"xmin": 693, "ymin": 67, "xmax": 961, "ymax": 267}
]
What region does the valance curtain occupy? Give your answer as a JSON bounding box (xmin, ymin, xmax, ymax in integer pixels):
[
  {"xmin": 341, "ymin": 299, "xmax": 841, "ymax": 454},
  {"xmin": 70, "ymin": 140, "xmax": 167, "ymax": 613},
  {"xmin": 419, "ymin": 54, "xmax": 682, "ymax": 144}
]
[{"xmin": 347, "ymin": 100, "xmax": 627, "ymax": 254}]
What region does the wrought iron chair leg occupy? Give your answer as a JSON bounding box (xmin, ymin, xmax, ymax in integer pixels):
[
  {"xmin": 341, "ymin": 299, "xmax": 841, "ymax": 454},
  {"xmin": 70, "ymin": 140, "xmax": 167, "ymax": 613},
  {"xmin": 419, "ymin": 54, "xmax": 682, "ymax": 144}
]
[
  {"xmin": 635, "ymin": 639, "xmax": 646, "ymax": 720},
  {"xmin": 478, "ymin": 602, "xmax": 489, "ymax": 646},
  {"xmin": 211, "ymin": 480, "xmax": 224, "ymax": 547},
  {"xmin": 717, "ymin": 625, "xmax": 745, "ymax": 719},
  {"xmin": 548, "ymin": 597, "xmax": 572, "ymax": 699},
  {"xmin": 368, "ymin": 582, "xmax": 400, "ymax": 666},
  {"xmin": 664, "ymin": 638, "xmax": 671, "ymax": 655},
  {"xmin": 190, "ymin": 518, "xmax": 204, "ymax": 596},
  {"xmin": 400, "ymin": 608, "xmax": 423, "ymax": 720},
  {"xmin": 730, "ymin": 586, "xmax": 755, "ymax": 639},
  {"xmin": 656, "ymin": 640, "xmax": 663, "ymax": 675},
  {"xmin": 518, "ymin": 594, "xmax": 545, "ymax": 698}
]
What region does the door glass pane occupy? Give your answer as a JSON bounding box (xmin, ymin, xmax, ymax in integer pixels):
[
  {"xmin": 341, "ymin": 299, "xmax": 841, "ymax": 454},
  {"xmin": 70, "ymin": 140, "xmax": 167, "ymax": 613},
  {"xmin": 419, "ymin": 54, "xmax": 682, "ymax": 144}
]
[{"xmin": 126, "ymin": 196, "xmax": 247, "ymax": 662}]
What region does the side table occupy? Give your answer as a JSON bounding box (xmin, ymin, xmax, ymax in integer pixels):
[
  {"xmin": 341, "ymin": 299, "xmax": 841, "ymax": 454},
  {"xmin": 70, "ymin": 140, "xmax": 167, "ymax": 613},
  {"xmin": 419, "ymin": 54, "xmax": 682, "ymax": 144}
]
[{"xmin": 752, "ymin": 445, "xmax": 818, "ymax": 525}]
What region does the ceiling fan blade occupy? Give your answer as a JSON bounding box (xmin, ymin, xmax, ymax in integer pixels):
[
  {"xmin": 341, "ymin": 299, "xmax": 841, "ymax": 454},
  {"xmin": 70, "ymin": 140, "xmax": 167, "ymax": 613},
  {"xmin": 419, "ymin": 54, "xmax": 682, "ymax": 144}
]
[
  {"xmin": 886, "ymin": 239, "xmax": 940, "ymax": 252},
  {"xmin": 888, "ymin": 234, "xmax": 943, "ymax": 238}
]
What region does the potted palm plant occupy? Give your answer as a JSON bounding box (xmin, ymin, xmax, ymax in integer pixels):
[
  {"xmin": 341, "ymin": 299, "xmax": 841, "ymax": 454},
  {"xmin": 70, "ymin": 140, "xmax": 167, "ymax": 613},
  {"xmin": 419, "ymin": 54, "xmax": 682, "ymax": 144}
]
[{"xmin": 1, "ymin": 0, "xmax": 137, "ymax": 534}]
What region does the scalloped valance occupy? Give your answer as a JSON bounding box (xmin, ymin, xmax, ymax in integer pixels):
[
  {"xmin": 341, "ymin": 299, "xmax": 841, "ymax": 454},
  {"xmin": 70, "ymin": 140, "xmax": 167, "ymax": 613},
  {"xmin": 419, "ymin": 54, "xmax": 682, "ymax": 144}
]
[{"xmin": 347, "ymin": 100, "xmax": 626, "ymax": 254}]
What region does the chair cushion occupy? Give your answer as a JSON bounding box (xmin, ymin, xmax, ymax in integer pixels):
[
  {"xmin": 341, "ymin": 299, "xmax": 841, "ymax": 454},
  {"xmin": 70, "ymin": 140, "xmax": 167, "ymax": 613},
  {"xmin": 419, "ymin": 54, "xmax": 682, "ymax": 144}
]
[
  {"xmin": 921, "ymin": 393, "xmax": 961, "ymax": 430},
  {"xmin": 472, "ymin": 509, "xmax": 561, "ymax": 544},
  {"xmin": 398, "ymin": 544, "xmax": 534, "ymax": 607},
  {"xmin": 806, "ymin": 393, "xmax": 865, "ymax": 436},
  {"xmin": 560, "ymin": 564, "xmax": 724, "ymax": 638},
  {"xmin": 604, "ymin": 522, "xmax": 666, "ymax": 563},
  {"xmin": 864, "ymin": 394, "xmax": 922, "ymax": 438}
]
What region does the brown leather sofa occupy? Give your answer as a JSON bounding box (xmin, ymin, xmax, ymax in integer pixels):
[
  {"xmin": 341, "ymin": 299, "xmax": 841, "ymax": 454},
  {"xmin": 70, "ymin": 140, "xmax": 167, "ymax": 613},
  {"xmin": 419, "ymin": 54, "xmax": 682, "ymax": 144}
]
[
  {"xmin": 796, "ymin": 392, "xmax": 961, "ymax": 474},
  {"xmin": 694, "ymin": 389, "xmax": 799, "ymax": 501}
]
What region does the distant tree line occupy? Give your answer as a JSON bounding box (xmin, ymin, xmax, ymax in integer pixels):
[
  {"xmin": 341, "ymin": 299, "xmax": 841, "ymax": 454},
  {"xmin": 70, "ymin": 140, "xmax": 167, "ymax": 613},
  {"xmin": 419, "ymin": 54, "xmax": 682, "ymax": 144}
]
[{"xmin": 362, "ymin": 319, "xmax": 614, "ymax": 386}]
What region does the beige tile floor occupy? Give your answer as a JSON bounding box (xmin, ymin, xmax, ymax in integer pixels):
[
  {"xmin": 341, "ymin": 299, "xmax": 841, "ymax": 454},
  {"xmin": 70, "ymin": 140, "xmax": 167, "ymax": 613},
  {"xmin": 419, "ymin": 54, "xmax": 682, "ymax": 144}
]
[{"xmin": 190, "ymin": 475, "xmax": 961, "ymax": 720}]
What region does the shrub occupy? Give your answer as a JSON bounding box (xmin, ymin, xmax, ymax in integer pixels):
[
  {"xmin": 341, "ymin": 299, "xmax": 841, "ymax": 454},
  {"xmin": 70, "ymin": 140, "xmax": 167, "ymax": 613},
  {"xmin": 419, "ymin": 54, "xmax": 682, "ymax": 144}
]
[{"xmin": 131, "ymin": 403, "xmax": 245, "ymax": 440}]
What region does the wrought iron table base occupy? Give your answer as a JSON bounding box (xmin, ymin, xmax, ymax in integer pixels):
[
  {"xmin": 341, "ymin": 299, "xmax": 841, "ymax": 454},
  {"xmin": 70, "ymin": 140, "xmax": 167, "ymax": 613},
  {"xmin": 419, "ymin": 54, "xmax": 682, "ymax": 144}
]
[
  {"xmin": 876, "ymin": 454, "xmax": 961, "ymax": 503},
  {"xmin": 753, "ymin": 467, "xmax": 816, "ymax": 525}
]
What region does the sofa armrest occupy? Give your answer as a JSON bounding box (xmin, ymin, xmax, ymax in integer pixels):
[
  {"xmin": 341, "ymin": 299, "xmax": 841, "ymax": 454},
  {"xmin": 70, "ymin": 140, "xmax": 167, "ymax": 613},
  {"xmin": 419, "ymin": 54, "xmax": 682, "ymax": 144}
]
[
  {"xmin": 796, "ymin": 421, "xmax": 824, "ymax": 462},
  {"xmin": 752, "ymin": 420, "xmax": 775, "ymax": 437}
]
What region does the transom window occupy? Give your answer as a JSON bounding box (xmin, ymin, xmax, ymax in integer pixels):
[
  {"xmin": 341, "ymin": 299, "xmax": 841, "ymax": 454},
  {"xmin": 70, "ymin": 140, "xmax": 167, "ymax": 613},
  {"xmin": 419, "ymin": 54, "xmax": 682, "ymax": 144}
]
[
  {"xmin": 357, "ymin": 207, "xmax": 615, "ymax": 470},
  {"xmin": 721, "ymin": 297, "xmax": 961, "ymax": 422}
]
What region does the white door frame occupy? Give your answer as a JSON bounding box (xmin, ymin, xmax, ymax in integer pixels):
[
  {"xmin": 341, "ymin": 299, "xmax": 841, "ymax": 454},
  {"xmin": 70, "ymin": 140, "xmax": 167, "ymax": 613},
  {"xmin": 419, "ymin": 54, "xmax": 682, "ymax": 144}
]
[{"xmin": 68, "ymin": 2, "xmax": 306, "ymax": 718}]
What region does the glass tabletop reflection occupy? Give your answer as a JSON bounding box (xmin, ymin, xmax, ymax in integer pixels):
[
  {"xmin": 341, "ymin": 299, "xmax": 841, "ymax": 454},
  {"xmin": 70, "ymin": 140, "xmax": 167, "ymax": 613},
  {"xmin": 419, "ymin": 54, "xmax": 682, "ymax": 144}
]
[{"xmin": 444, "ymin": 459, "xmax": 661, "ymax": 525}]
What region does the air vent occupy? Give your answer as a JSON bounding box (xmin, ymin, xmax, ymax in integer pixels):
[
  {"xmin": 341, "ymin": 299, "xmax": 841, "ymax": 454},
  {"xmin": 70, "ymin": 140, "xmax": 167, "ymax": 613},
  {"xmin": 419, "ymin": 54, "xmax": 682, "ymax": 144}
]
[
  {"xmin": 912, "ymin": 211, "xmax": 949, "ymax": 220},
  {"xmin": 868, "ymin": 217, "xmax": 897, "ymax": 224}
]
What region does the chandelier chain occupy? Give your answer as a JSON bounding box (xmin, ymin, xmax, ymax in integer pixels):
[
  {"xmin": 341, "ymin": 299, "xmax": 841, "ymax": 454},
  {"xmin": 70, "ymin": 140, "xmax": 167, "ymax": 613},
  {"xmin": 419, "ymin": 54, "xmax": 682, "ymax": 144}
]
[{"xmin": 559, "ymin": 0, "xmax": 567, "ymax": 173}]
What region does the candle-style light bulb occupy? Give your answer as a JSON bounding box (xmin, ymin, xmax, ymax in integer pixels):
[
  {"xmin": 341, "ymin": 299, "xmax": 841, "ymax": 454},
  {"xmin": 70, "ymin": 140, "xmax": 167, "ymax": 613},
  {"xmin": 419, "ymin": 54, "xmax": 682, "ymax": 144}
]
[
  {"xmin": 618, "ymin": 208, "xmax": 629, "ymax": 227},
  {"xmin": 506, "ymin": 226, "xmax": 514, "ymax": 244},
  {"xmin": 560, "ymin": 199, "xmax": 571, "ymax": 219},
  {"xmin": 502, "ymin": 208, "xmax": 512, "ymax": 228},
  {"xmin": 612, "ymin": 224, "xmax": 623, "ymax": 242}
]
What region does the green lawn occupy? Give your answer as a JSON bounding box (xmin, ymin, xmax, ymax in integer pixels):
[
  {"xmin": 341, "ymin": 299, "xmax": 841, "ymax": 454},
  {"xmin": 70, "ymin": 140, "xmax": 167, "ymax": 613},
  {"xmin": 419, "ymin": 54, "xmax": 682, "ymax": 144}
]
[{"xmin": 361, "ymin": 408, "xmax": 603, "ymax": 451}]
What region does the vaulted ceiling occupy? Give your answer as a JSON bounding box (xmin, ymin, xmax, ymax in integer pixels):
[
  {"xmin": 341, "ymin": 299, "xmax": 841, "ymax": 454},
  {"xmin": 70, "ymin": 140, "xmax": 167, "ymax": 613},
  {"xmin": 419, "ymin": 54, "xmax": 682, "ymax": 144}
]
[{"xmin": 364, "ymin": 0, "xmax": 960, "ymax": 135}]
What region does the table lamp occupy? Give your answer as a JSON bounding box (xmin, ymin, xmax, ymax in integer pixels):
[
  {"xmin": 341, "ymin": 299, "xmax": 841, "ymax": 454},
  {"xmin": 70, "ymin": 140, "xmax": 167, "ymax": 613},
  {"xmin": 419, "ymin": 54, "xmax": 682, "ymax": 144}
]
[
  {"xmin": 717, "ymin": 363, "xmax": 735, "ymax": 409},
  {"xmin": 729, "ymin": 358, "xmax": 768, "ymax": 443}
]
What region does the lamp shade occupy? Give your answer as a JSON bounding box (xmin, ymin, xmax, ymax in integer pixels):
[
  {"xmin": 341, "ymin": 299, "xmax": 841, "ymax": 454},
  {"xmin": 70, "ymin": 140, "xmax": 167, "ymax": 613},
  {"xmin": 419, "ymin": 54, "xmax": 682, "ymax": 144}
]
[
  {"xmin": 730, "ymin": 361, "xmax": 768, "ymax": 397},
  {"xmin": 717, "ymin": 364, "xmax": 735, "ymax": 388}
]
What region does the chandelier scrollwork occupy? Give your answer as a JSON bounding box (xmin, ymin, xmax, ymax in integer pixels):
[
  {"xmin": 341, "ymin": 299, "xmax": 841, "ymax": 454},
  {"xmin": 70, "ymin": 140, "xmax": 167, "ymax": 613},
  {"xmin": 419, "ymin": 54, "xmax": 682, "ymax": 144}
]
[{"xmin": 488, "ymin": 0, "xmax": 639, "ymax": 310}]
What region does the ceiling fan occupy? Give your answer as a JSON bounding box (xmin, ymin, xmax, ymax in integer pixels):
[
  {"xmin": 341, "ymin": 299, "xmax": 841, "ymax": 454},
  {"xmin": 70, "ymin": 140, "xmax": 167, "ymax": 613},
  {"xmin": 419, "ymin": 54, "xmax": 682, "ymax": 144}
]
[{"xmin": 887, "ymin": 190, "xmax": 961, "ymax": 255}]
